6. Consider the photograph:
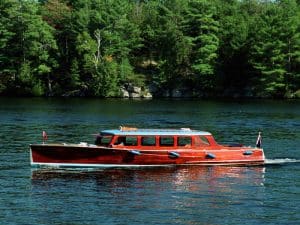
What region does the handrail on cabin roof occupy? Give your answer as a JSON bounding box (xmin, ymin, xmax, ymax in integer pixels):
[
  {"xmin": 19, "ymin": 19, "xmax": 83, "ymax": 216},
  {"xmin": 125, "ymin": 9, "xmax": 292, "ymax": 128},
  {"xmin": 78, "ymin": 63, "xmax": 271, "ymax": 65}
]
[
  {"xmin": 119, "ymin": 126, "xmax": 192, "ymax": 132},
  {"xmin": 100, "ymin": 126, "xmax": 212, "ymax": 136}
]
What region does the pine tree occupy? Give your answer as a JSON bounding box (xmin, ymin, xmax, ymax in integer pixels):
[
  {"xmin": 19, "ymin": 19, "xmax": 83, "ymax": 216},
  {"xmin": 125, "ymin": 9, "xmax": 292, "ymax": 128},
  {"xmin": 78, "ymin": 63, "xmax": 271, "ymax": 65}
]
[
  {"xmin": 249, "ymin": 0, "xmax": 300, "ymax": 97},
  {"xmin": 184, "ymin": 0, "xmax": 219, "ymax": 92}
]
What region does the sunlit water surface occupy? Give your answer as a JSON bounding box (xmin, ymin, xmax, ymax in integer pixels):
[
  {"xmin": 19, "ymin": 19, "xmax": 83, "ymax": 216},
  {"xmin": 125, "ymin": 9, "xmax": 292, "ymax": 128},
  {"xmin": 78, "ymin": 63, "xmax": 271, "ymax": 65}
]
[{"xmin": 0, "ymin": 98, "xmax": 299, "ymax": 225}]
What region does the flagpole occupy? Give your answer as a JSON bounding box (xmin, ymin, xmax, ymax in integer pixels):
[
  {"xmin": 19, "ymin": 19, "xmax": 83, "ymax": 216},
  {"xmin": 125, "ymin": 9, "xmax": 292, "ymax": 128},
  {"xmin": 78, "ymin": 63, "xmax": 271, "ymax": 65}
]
[
  {"xmin": 256, "ymin": 132, "xmax": 262, "ymax": 148},
  {"xmin": 42, "ymin": 131, "xmax": 48, "ymax": 144}
]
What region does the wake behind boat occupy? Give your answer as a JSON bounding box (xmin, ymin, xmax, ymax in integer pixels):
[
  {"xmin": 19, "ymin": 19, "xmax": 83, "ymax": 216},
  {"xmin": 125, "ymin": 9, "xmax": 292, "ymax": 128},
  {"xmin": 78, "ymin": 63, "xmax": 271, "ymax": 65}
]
[{"xmin": 30, "ymin": 126, "xmax": 265, "ymax": 168}]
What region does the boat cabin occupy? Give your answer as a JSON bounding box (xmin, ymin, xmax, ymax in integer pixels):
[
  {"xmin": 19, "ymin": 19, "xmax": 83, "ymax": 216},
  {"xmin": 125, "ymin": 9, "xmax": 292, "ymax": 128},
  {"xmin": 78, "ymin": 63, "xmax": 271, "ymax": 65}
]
[{"xmin": 95, "ymin": 127, "xmax": 218, "ymax": 149}]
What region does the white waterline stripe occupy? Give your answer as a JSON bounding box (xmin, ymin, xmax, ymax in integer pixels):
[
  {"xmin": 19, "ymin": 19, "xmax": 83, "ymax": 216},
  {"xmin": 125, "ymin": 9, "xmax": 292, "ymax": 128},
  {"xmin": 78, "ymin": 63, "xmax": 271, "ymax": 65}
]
[{"xmin": 31, "ymin": 160, "xmax": 264, "ymax": 168}]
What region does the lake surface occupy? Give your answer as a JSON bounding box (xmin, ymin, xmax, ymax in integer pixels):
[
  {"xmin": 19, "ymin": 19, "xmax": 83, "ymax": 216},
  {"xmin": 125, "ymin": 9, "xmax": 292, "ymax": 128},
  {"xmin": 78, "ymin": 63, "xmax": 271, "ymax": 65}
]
[{"xmin": 0, "ymin": 97, "xmax": 299, "ymax": 225}]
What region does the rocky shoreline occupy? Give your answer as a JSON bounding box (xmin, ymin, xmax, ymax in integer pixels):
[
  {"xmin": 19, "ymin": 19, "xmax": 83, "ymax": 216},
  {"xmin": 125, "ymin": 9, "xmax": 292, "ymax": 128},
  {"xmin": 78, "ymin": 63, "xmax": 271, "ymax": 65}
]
[{"xmin": 118, "ymin": 83, "xmax": 300, "ymax": 99}]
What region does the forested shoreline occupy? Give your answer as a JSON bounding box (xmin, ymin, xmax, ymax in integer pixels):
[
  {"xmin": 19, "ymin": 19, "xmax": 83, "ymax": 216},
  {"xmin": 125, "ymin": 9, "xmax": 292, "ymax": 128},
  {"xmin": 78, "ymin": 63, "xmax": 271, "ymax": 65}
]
[{"xmin": 0, "ymin": 0, "xmax": 300, "ymax": 98}]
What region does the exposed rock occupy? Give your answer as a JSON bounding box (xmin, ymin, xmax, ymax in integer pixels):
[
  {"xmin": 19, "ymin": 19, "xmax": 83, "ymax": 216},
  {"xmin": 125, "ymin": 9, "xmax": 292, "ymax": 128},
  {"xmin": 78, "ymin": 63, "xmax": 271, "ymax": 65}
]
[
  {"xmin": 140, "ymin": 60, "xmax": 158, "ymax": 68},
  {"xmin": 120, "ymin": 87, "xmax": 129, "ymax": 98},
  {"xmin": 120, "ymin": 83, "xmax": 152, "ymax": 99},
  {"xmin": 130, "ymin": 92, "xmax": 140, "ymax": 98},
  {"xmin": 133, "ymin": 86, "xmax": 141, "ymax": 94},
  {"xmin": 141, "ymin": 91, "xmax": 153, "ymax": 98}
]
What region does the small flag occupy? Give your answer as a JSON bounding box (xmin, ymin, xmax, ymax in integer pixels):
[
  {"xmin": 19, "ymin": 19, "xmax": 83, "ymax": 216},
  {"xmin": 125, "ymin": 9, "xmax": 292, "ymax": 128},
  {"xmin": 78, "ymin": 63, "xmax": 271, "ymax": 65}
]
[
  {"xmin": 256, "ymin": 132, "xmax": 262, "ymax": 148},
  {"xmin": 42, "ymin": 131, "xmax": 48, "ymax": 142}
]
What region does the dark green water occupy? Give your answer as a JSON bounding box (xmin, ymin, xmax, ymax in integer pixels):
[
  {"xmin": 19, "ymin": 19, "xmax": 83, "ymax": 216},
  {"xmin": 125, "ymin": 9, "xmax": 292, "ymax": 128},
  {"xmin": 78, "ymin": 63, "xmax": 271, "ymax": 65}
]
[{"xmin": 0, "ymin": 98, "xmax": 299, "ymax": 224}]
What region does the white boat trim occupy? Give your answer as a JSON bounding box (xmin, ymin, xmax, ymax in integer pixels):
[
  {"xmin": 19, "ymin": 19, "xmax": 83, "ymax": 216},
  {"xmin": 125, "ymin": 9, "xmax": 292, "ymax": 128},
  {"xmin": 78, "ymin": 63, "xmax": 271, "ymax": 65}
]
[
  {"xmin": 31, "ymin": 159, "xmax": 265, "ymax": 169},
  {"xmin": 31, "ymin": 162, "xmax": 176, "ymax": 168}
]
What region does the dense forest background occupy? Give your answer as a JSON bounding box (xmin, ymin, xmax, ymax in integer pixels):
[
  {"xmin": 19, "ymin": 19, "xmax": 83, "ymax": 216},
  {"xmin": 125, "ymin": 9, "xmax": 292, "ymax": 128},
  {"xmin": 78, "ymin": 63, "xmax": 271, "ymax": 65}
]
[{"xmin": 0, "ymin": 0, "xmax": 300, "ymax": 98}]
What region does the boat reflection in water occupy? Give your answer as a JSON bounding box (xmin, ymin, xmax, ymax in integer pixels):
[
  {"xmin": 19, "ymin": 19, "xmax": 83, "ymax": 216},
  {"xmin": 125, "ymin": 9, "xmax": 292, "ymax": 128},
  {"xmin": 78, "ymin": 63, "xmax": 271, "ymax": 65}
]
[
  {"xmin": 31, "ymin": 165, "xmax": 265, "ymax": 194},
  {"xmin": 30, "ymin": 166, "xmax": 266, "ymax": 225}
]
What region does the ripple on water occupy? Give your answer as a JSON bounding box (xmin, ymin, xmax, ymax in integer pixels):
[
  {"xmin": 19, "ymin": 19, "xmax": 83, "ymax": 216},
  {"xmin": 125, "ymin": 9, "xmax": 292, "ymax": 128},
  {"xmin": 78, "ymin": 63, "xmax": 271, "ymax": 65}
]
[{"xmin": 0, "ymin": 98, "xmax": 299, "ymax": 225}]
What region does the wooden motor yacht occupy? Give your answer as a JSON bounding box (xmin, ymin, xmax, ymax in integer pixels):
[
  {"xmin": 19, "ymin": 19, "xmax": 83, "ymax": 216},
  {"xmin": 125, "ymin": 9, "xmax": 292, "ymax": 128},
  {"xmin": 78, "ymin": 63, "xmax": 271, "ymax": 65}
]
[{"xmin": 30, "ymin": 126, "xmax": 265, "ymax": 168}]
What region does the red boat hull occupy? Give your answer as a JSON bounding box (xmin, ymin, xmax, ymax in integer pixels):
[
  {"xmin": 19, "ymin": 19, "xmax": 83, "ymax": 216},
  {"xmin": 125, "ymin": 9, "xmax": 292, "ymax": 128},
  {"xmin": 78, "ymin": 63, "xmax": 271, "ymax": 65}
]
[{"xmin": 30, "ymin": 144, "xmax": 265, "ymax": 168}]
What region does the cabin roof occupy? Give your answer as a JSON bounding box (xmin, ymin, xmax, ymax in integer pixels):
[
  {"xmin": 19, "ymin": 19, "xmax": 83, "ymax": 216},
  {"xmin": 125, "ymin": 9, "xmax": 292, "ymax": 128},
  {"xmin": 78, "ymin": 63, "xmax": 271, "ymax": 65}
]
[{"xmin": 100, "ymin": 128, "xmax": 211, "ymax": 136}]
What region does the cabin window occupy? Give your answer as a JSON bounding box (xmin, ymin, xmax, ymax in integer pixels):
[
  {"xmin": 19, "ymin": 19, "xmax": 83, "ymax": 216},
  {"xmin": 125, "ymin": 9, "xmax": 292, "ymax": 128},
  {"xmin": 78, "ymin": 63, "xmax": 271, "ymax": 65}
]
[
  {"xmin": 114, "ymin": 136, "xmax": 138, "ymax": 146},
  {"xmin": 159, "ymin": 136, "xmax": 174, "ymax": 147},
  {"xmin": 194, "ymin": 136, "xmax": 210, "ymax": 147},
  {"xmin": 95, "ymin": 135, "xmax": 112, "ymax": 147},
  {"xmin": 177, "ymin": 136, "xmax": 192, "ymax": 147},
  {"xmin": 141, "ymin": 136, "xmax": 156, "ymax": 146}
]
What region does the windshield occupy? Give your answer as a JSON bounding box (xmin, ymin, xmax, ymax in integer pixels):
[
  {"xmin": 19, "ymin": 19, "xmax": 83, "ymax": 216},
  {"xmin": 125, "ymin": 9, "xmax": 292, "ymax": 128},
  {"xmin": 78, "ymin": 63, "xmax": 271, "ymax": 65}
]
[{"xmin": 95, "ymin": 135, "xmax": 112, "ymax": 147}]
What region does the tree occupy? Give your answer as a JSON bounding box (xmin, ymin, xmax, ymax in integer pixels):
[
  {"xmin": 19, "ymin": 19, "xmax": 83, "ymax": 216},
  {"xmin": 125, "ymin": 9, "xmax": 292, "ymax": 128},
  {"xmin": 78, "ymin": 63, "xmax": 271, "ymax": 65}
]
[
  {"xmin": 249, "ymin": 0, "xmax": 300, "ymax": 97},
  {"xmin": 138, "ymin": 0, "xmax": 193, "ymax": 96},
  {"xmin": 0, "ymin": 0, "xmax": 19, "ymax": 93},
  {"xmin": 40, "ymin": 0, "xmax": 81, "ymax": 94},
  {"xmin": 184, "ymin": 0, "xmax": 219, "ymax": 93},
  {"xmin": 0, "ymin": 0, "xmax": 57, "ymax": 96},
  {"xmin": 280, "ymin": 0, "xmax": 300, "ymax": 96},
  {"xmin": 214, "ymin": 0, "xmax": 251, "ymax": 96},
  {"xmin": 75, "ymin": 0, "xmax": 142, "ymax": 96},
  {"xmin": 18, "ymin": 1, "xmax": 58, "ymax": 95},
  {"xmin": 1, "ymin": 0, "xmax": 299, "ymax": 98}
]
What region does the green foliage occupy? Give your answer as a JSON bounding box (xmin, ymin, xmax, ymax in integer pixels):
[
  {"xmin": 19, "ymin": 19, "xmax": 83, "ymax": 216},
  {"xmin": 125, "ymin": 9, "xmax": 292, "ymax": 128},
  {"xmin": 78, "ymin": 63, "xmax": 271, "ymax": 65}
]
[
  {"xmin": 90, "ymin": 60, "xmax": 119, "ymax": 97},
  {"xmin": 215, "ymin": 0, "xmax": 250, "ymax": 94},
  {"xmin": 0, "ymin": 0, "xmax": 57, "ymax": 96},
  {"xmin": 19, "ymin": 62, "xmax": 32, "ymax": 84},
  {"xmin": 0, "ymin": 0, "xmax": 299, "ymax": 98},
  {"xmin": 248, "ymin": 0, "xmax": 300, "ymax": 97},
  {"xmin": 32, "ymin": 81, "xmax": 45, "ymax": 96},
  {"xmin": 0, "ymin": 0, "xmax": 19, "ymax": 93}
]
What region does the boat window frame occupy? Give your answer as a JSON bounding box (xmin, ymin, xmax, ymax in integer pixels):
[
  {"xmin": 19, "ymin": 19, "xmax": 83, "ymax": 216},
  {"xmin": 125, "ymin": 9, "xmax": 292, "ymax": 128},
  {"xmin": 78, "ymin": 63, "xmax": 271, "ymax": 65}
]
[
  {"xmin": 159, "ymin": 136, "xmax": 175, "ymax": 147},
  {"xmin": 141, "ymin": 136, "xmax": 156, "ymax": 147},
  {"xmin": 194, "ymin": 135, "xmax": 211, "ymax": 147},
  {"xmin": 113, "ymin": 135, "xmax": 138, "ymax": 146},
  {"xmin": 95, "ymin": 135, "xmax": 113, "ymax": 147},
  {"xmin": 177, "ymin": 136, "xmax": 192, "ymax": 147}
]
